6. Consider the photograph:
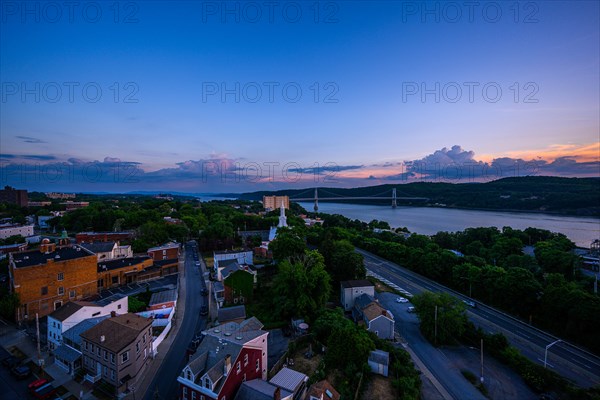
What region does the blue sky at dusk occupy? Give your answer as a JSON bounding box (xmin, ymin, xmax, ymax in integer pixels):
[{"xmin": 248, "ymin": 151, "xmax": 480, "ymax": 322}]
[{"xmin": 1, "ymin": 1, "xmax": 598, "ymax": 193}]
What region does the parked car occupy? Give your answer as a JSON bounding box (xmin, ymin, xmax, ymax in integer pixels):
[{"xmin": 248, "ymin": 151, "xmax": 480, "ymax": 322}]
[
  {"xmin": 463, "ymin": 300, "xmax": 477, "ymax": 308},
  {"xmin": 396, "ymin": 297, "xmax": 409, "ymax": 303},
  {"xmin": 407, "ymin": 306, "xmax": 416, "ymax": 313},
  {"xmin": 30, "ymin": 382, "xmax": 58, "ymax": 400},
  {"xmin": 28, "ymin": 378, "xmax": 49, "ymax": 391},
  {"xmin": 200, "ymin": 305, "xmax": 209, "ymax": 316},
  {"xmin": 11, "ymin": 365, "xmax": 32, "ymax": 379}
]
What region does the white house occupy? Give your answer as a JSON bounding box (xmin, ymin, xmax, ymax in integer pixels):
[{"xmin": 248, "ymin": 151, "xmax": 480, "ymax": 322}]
[
  {"xmin": 0, "ymin": 223, "xmax": 34, "ymax": 240},
  {"xmin": 47, "ymin": 294, "xmax": 128, "ymax": 351},
  {"xmin": 340, "ymin": 280, "xmax": 375, "ymax": 311},
  {"xmin": 213, "ymin": 249, "xmax": 253, "ymax": 272},
  {"xmin": 79, "ymin": 241, "xmax": 132, "ymax": 262}
]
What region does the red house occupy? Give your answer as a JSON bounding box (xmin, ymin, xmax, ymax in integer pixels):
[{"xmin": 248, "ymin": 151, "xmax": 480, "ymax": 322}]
[{"xmin": 177, "ymin": 317, "xmax": 269, "ymax": 400}]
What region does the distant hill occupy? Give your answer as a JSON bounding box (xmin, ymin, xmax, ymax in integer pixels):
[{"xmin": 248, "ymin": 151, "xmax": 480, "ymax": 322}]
[{"xmin": 238, "ymin": 177, "xmax": 600, "ymax": 217}]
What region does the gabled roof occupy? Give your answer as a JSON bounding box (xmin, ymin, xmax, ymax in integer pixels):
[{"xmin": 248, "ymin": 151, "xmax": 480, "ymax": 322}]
[
  {"xmin": 362, "ymin": 303, "xmax": 393, "ymax": 322},
  {"xmin": 63, "ymin": 316, "xmax": 109, "ymax": 346},
  {"xmin": 53, "ymin": 343, "xmax": 81, "ymax": 363},
  {"xmin": 340, "ymin": 279, "xmax": 374, "ymax": 289},
  {"xmin": 354, "ymin": 293, "xmax": 376, "ymax": 310},
  {"xmin": 306, "ymin": 379, "xmax": 340, "ymax": 400},
  {"xmin": 235, "ymin": 379, "xmax": 287, "ymax": 400},
  {"xmin": 186, "ymin": 334, "xmax": 243, "ymax": 391},
  {"xmin": 49, "ymin": 302, "xmax": 84, "ymax": 322},
  {"xmin": 80, "ymin": 241, "xmax": 116, "ymax": 254}
]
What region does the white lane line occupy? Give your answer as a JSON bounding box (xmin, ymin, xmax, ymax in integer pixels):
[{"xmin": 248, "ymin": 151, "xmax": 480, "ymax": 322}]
[{"xmin": 538, "ymin": 358, "xmax": 554, "ymax": 368}]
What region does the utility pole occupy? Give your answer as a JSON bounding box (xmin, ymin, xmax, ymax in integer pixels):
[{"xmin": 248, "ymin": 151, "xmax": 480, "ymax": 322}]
[
  {"xmin": 434, "ymin": 305, "xmax": 438, "ymax": 346},
  {"xmin": 36, "ymin": 313, "xmax": 44, "ymax": 373},
  {"xmin": 544, "ymin": 339, "xmax": 562, "ymax": 368},
  {"xmin": 480, "ymin": 338, "xmax": 484, "ymax": 384}
]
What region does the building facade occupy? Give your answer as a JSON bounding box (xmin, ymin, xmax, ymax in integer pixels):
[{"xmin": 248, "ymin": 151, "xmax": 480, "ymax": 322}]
[
  {"xmin": 0, "ymin": 186, "xmax": 28, "ymax": 207},
  {"xmin": 9, "ymin": 241, "xmax": 98, "ymax": 321},
  {"xmin": 262, "ymin": 195, "xmax": 289, "ymax": 211},
  {"xmin": 340, "ymin": 280, "xmax": 375, "ymax": 311},
  {"xmin": 0, "ymin": 223, "xmax": 34, "ymax": 239},
  {"xmin": 147, "ymin": 242, "xmax": 181, "ymax": 261}
]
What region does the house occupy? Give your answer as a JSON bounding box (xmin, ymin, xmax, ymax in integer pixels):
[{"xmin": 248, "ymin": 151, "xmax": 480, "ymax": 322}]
[
  {"xmin": 340, "ymin": 280, "xmax": 375, "ymax": 311},
  {"xmin": 368, "ymin": 350, "xmax": 389, "ymax": 377},
  {"xmin": 0, "ymin": 223, "xmax": 34, "ymax": 240},
  {"xmin": 235, "ymin": 379, "xmax": 287, "ymax": 400},
  {"xmin": 97, "ymin": 256, "xmax": 154, "ymax": 289},
  {"xmin": 53, "ymin": 316, "xmax": 108, "ymax": 376},
  {"xmin": 177, "ymin": 317, "xmax": 269, "ymax": 400},
  {"xmin": 352, "ymin": 294, "xmax": 395, "ymax": 340},
  {"xmin": 148, "ymin": 242, "xmax": 181, "ymax": 261},
  {"xmin": 76, "ymin": 231, "xmax": 135, "ymax": 244},
  {"xmin": 0, "ymin": 242, "xmax": 27, "ymax": 257},
  {"xmin": 218, "ymin": 305, "xmax": 246, "ymax": 325},
  {"xmin": 9, "ymin": 241, "xmax": 98, "ymax": 321},
  {"xmin": 148, "ymin": 289, "xmax": 177, "ymax": 311},
  {"xmin": 153, "ymin": 258, "xmax": 179, "ymax": 276},
  {"xmin": 214, "ymin": 249, "xmax": 253, "ymax": 273},
  {"xmin": 47, "ymin": 295, "xmax": 128, "ymax": 351},
  {"xmin": 80, "ymin": 313, "xmax": 153, "ymax": 394},
  {"xmin": 305, "ymin": 380, "xmax": 340, "ymax": 400},
  {"xmin": 217, "ymin": 259, "xmax": 257, "ymax": 282},
  {"xmin": 221, "ymin": 262, "xmax": 256, "ymax": 305},
  {"xmin": 80, "ymin": 241, "xmax": 133, "ymax": 262},
  {"xmin": 213, "ymin": 281, "xmax": 225, "ymax": 308}
]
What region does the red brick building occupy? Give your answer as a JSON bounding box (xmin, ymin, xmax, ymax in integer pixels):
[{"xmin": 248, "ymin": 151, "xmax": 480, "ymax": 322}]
[
  {"xmin": 76, "ymin": 232, "xmax": 135, "ymax": 244},
  {"xmin": 147, "ymin": 242, "xmax": 180, "ymax": 261},
  {"xmin": 0, "ymin": 186, "xmax": 28, "ymax": 207},
  {"xmin": 178, "ymin": 317, "xmax": 269, "ymax": 400},
  {"xmin": 9, "ymin": 240, "xmax": 98, "ymax": 321}
]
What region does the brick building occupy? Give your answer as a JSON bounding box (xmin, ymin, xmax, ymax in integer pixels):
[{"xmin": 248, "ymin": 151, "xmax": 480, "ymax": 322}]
[
  {"xmin": 9, "ymin": 240, "xmax": 98, "ymax": 321},
  {"xmin": 76, "ymin": 232, "xmax": 135, "ymax": 244},
  {"xmin": 147, "ymin": 242, "xmax": 180, "ymax": 261},
  {"xmin": 97, "ymin": 257, "xmax": 154, "ymax": 290},
  {"xmin": 262, "ymin": 195, "xmax": 289, "ymax": 211},
  {"xmin": 0, "ymin": 186, "xmax": 28, "ymax": 207}
]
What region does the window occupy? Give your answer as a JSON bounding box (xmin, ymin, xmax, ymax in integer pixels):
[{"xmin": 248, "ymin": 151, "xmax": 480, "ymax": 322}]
[
  {"xmin": 192, "ymin": 392, "xmax": 196, "ymax": 400},
  {"xmin": 85, "ymin": 341, "xmax": 88, "ymax": 351},
  {"xmin": 244, "ymin": 354, "xmax": 248, "ymax": 366},
  {"xmin": 41, "ymin": 286, "xmax": 48, "ymax": 295},
  {"xmin": 112, "ymin": 276, "xmax": 119, "ymax": 284},
  {"xmin": 57, "ymin": 272, "xmax": 64, "ymax": 281},
  {"xmin": 136, "ymin": 342, "xmax": 140, "ymax": 353},
  {"xmin": 121, "ymin": 351, "xmax": 129, "ymax": 363},
  {"xmin": 143, "ymin": 334, "xmax": 146, "ymax": 343},
  {"xmin": 97, "ymin": 347, "xmax": 100, "ymax": 356},
  {"xmin": 186, "ymin": 370, "xmax": 192, "ymax": 380},
  {"xmin": 103, "ymin": 365, "xmax": 108, "ymax": 376},
  {"xmin": 205, "ymin": 378, "xmax": 210, "ymax": 388},
  {"xmin": 103, "ymin": 350, "xmax": 108, "ymax": 360},
  {"xmin": 236, "ymin": 362, "xmax": 240, "ymax": 374},
  {"xmin": 57, "ymin": 287, "xmax": 64, "ymax": 295},
  {"xmin": 144, "ymin": 348, "xmax": 147, "ymax": 359},
  {"xmin": 110, "ymin": 353, "xmax": 115, "ymax": 364},
  {"xmin": 69, "ymin": 290, "xmax": 76, "ymax": 299},
  {"xmin": 183, "ymin": 387, "xmax": 187, "ymax": 397},
  {"xmin": 255, "ymin": 360, "xmax": 259, "ymax": 372},
  {"xmin": 162, "ymin": 250, "xmax": 166, "ymax": 255},
  {"xmin": 90, "ymin": 344, "xmax": 94, "ymax": 353},
  {"xmin": 111, "ymin": 370, "xmax": 115, "ymax": 380},
  {"xmin": 54, "ymin": 301, "xmax": 62, "ymax": 310},
  {"xmin": 117, "ymin": 304, "xmax": 121, "ymax": 309}
]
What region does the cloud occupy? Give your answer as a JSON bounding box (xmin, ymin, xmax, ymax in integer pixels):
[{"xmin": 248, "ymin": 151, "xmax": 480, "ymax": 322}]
[
  {"xmin": 287, "ymin": 164, "xmax": 364, "ymax": 174},
  {"xmin": 15, "ymin": 136, "xmax": 46, "ymax": 144}
]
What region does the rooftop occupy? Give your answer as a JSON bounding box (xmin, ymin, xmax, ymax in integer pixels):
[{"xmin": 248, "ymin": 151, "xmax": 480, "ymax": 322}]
[
  {"xmin": 11, "ymin": 246, "xmax": 95, "ymax": 268},
  {"xmin": 80, "ymin": 241, "xmax": 117, "ymax": 254},
  {"xmin": 218, "ymin": 305, "xmax": 246, "ymax": 324},
  {"xmin": 362, "ymin": 302, "xmax": 393, "ymax": 322},
  {"xmin": 147, "ymin": 242, "xmax": 180, "ymax": 252},
  {"xmin": 149, "ymin": 289, "xmax": 177, "ymax": 306},
  {"xmin": 306, "ymin": 380, "xmax": 340, "ymax": 400},
  {"xmin": 49, "ymin": 302, "xmax": 84, "ymax": 322},
  {"xmin": 269, "ymin": 367, "xmax": 308, "ymax": 393},
  {"xmin": 98, "ymin": 256, "xmax": 151, "ymax": 272},
  {"xmin": 63, "ymin": 316, "xmax": 109, "ymax": 347},
  {"xmin": 340, "ymin": 279, "xmax": 375, "ymax": 289},
  {"xmin": 234, "ymin": 379, "xmax": 289, "ymax": 400},
  {"xmin": 80, "ymin": 313, "xmax": 152, "ymax": 353},
  {"xmin": 153, "ymin": 258, "xmax": 178, "ymax": 266},
  {"xmin": 369, "ymin": 349, "xmax": 390, "ymax": 366},
  {"xmin": 214, "ymin": 249, "xmax": 252, "ymax": 255}
]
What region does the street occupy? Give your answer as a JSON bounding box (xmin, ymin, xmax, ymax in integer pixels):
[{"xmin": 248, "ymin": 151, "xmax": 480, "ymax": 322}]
[{"xmin": 359, "ymin": 248, "xmax": 600, "ymax": 388}]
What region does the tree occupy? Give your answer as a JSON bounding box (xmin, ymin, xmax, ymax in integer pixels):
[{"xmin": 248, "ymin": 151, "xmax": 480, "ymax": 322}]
[
  {"xmin": 268, "ymin": 229, "xmax": 306, "ymax": 261},
  {"xmin": 321, "ymin": 239, "xmax": 365, "ymax": 283},
  {"xmin": 412, "ymin": 292, "xmax": 468, "ymax": 345},
  {"xmin": 272, "ymin": 250, "xmax": 331, "ymax": 320}
]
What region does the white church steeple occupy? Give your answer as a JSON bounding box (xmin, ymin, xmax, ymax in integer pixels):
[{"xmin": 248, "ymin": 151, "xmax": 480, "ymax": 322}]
[{"xmin": 277, "ymin": 201, "xmax": 288, "ymax": 228}]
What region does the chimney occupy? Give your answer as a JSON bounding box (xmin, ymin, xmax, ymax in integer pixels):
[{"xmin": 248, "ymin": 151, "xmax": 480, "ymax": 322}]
[
  {"xmin": 111, "ymin": 311, "xmax": 116, "ymax": 317},
  {"xmin": 100, "ymin": 335, "xmax": 105, "ymax": 343},
  {"xmin": 273, "ymin": 387, "xmax": 281, "ymax": 400},
  {"xmin": 224, "ymin": 354, "xmax": 231, "ymax": 376}
]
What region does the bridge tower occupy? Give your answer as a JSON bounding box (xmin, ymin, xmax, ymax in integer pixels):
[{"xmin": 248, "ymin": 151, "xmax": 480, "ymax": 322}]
[
  {"xmin": 314, "ymin": 188, "xmax": 319, "ymax": 212},
  {"xmin": 392, "ymin": 188, "xmax": 397, "ymax": 208}
]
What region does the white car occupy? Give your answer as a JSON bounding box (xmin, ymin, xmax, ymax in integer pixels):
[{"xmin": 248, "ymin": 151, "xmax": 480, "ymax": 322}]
[{"xmin": 396, "ymin": 297, "xmax": 409, "ymax": 303}]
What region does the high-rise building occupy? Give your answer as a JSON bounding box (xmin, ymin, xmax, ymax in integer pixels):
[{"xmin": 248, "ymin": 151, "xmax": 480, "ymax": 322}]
[
  {"xmin": 262, "ymin": 195, "xmax": 289, "ymax": 211},
  {"xmin": 0, "ymin": 186, "xmax": 28, "ymax": 207}
]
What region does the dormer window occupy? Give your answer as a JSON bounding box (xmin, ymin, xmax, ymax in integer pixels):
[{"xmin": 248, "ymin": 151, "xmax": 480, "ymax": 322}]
[
  {"xmin": 186, "ymin": 370, "xmax": 192, "ymax": 380},
  {"xmin": 205, "ymin": 378, "xmax": 210, "ymax": 389}
]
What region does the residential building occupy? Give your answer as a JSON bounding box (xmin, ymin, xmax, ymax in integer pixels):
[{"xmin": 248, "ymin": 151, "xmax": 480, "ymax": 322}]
[
  {"xmin": 28, "ymin": 201, "xmax": 52, "ymax": 207},
  {"xmin": 76, "ymin": 231, "xmax": 135, "ymax": 244},
  {"xmin": 214, "ymin": 249, "xmax": 253, "ymax": 274},
  {"xmin": 177, "ymin": 317, "xmax": 269, "ymax": 400},
  {"xmin": 269, "ymin": 367, "xmax": 309, "ymax": 400},
  {"xmin": 222, "ymin": 263, "xmax": 256, "ymax": 304},
  {"xmin": 61, "ymin": 201, "xmax": 89, "ymax": 211},
  {"xmin": 46, "ymin": 192, "xmax": 76, "ymax": 199},
  {"xmin": 340, "ymin": 280, "xmax": 375, "ymax": 311},
  {"xmin": 217, "ymin": 305, "xmax": 246, "ymax": 325},
  {"xmin": 80, "ymin": 241, "xmax": 133, "ymax": 262},
  {"xmin": 147, "ymin": 289, "xmax": 177, "ymax": 311},
  {"xmin": 81, "ymin": 313, "xmax": 153, "ymax": 393},
  {"xmin": 0, "ymin": 242, "xmax": 27, "ymax": 258},
  {"xmin": 53, "ymin": 316, "xmax": 108, "ymax": 376},
  {"xmin": 368, "ymin": 350, "xmax": 389, "ymax": 377},
  {"xmin": 148, "ymin": 242, "xmax": 180, "ymax": 261},
  {"xmin": 0, "ymin": 223, "xmax": 34, "ymax": 240},
  {"xmin": 9, "ymin": 241, "xmax": 98, "ymax": 321},
  {"xmin": 304, "ymin": 380, "xmax": 340, "ymax": 400},
  {"xmin": 97, "ymin": 256, "xmax": 154, "ymax": 289},
  {"xmin": 47, "ymin": 295, "xmax": 128, "ymax": 351},
  {"xmin": 0, "ymin": 186, "xmax": 28, "ymax": 207},
  {"xmin": 352, "ymin": 294, "xmax": 395, "ymax": 340},
  {"xmin": 262, "ymin": 195, "xmax": 289, "ymax": 211},
  {"xmin": 235, "ymin": 379, "xmax": 287, "ymax": 400}
]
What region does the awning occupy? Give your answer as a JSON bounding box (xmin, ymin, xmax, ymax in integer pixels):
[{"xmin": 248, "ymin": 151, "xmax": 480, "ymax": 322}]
[{"xmin": 54, "ymin": 344, "xmax": 81, "ymax": 363}]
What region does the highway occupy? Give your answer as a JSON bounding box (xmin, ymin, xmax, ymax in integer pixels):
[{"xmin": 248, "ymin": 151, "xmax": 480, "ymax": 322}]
[{"xmin": 358, "ymin": 248, "xmax": 600, "ymax": 388}]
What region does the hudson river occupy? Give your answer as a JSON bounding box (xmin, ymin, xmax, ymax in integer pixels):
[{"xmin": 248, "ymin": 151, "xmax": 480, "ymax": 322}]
[{"xmin": 298, "ymin": 202, "xmax": 600, "ymax": 248}]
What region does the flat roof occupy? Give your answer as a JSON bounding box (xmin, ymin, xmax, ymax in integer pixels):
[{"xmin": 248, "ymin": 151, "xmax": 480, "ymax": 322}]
[
  {"xmin": 12, "ymin": 246, "xmax": 95, "ymax": 268},
  {"xmin": 98, "ymin": 256, "xmax": 150, "ymax": 272},
  {"xmin": 340, "ymin": 279, "xmax": 375, "ymax": 289}
]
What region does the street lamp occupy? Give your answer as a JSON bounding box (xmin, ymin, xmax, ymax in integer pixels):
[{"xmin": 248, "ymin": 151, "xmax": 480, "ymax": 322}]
[{"xmin": 544, "ymin": 339, "xmax": 562, "ymax": 368}]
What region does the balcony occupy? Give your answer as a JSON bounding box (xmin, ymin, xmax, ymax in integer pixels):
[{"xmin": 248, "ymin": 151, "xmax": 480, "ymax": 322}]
[{"xmin": 85, "ymin": 373, "xmax": 101, "ymax": 383}]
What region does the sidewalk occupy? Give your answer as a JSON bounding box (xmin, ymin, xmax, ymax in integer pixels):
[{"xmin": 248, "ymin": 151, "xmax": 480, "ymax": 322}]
[{"xmin": 131, "ymin": 252, "xmax": 187, "ymax": 400}]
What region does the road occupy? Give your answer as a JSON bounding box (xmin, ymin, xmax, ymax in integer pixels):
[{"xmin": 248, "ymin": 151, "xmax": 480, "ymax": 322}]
[
  {"xmin": 378, "ymin": 292, "xmax": 487, "ymax": 400},
  {"xmin": 358, "ymin": 248, "xmax": 600, "ymax": 388},
  {"xmin": 143, "ymin": 241, "xmax": 208, "ymax": 400}
]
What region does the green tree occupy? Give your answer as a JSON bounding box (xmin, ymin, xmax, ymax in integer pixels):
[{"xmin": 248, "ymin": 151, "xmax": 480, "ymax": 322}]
[
  {"xmin": 268, "ymin": 229, "xmax": 306, "ymax": 261},
  {"xmin": 412, "ymin": 292, "xmax": 468, "ymax": 345}
]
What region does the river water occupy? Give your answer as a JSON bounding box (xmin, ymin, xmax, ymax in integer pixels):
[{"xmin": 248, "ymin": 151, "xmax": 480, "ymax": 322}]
[{"xmin": 298, "ymin": 202, "xmax": 600, "ymax": 248}]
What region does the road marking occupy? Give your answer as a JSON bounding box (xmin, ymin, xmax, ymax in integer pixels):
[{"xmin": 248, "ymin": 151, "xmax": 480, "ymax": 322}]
[{"xmin": 538, "ymin": 358, "xmax": 554, "ymax": 368}]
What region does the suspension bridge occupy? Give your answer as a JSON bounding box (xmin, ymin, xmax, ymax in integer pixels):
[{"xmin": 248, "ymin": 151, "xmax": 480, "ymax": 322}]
[{"xmin": 289, "ymin": 188, "xmax": 429, "ymax": 211}]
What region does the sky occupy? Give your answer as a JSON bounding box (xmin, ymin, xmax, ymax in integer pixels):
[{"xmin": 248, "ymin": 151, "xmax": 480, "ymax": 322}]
[{"xmin": 1, "ymin": 0, "xmax": 599, "ymax": 193}]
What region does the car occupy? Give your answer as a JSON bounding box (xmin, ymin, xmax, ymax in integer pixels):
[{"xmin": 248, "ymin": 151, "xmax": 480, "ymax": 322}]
[
  {"xmin": 200, "ymin": 305, "xmax": 209, "ymax": 316},
  {"xmin": 201, "ymin": 288, "xmax": 209, "ymax": 296},
  {"xmin": 28, "ymin": 378, "xmax": 49, "ymax": 391},
  {"xmin": 463, "ymin": 300, "xmax": 477, "ymax": 308},
  {"xmin": 11, "ymin": 365, "xmax": 32, "ymax": 379},
  {"xmin": 407, "ymin": 306, "xmax": 416, "ymax": 313},
  {"xmin": 396, "ymin": 297, "xmax": 409, "ymax": 303}
]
